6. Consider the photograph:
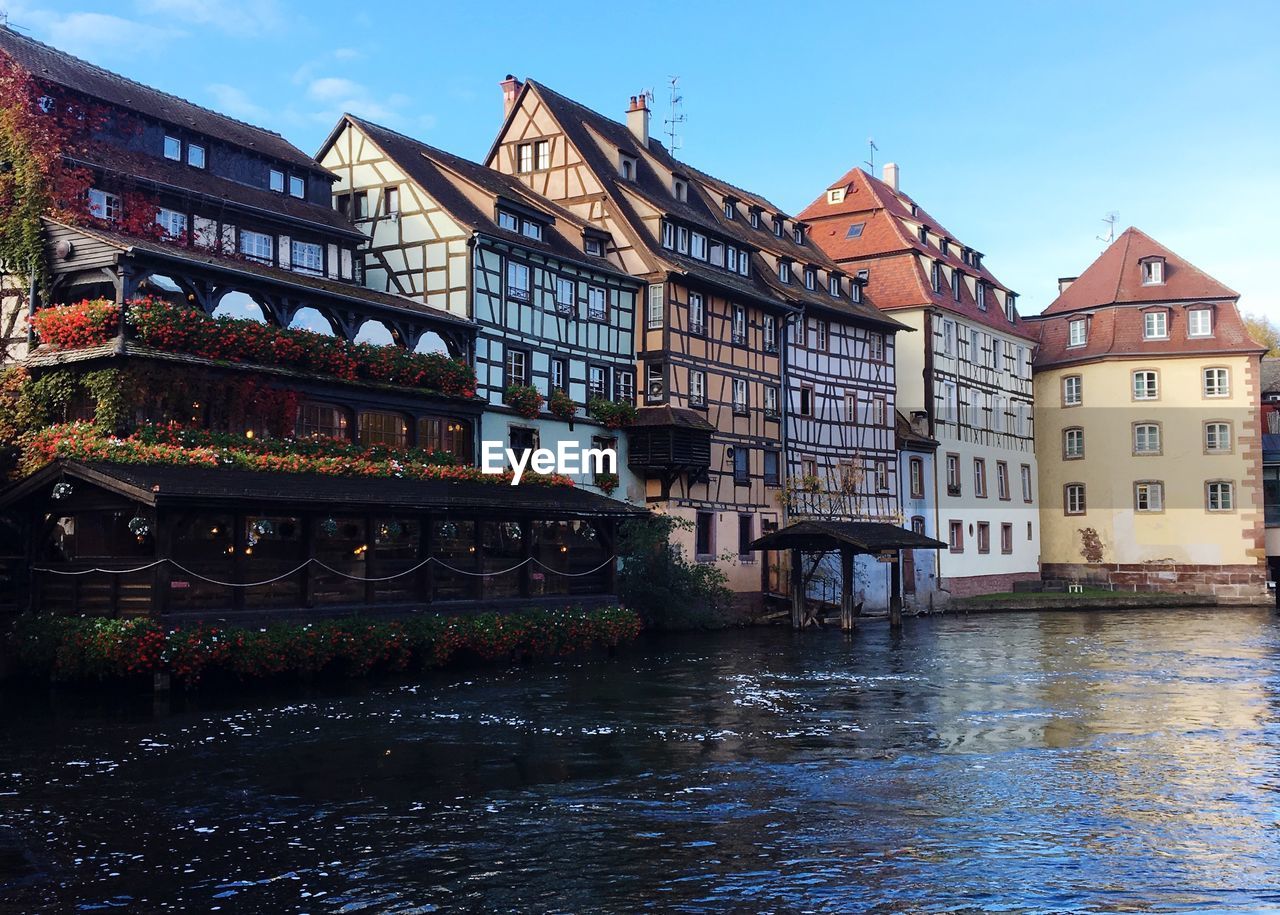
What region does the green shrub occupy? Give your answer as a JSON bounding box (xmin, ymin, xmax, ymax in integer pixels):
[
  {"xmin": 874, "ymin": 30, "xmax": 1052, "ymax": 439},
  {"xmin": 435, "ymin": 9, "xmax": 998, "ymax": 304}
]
[{"xmin": 617, "ymin": 515, "xmax": 733, "ymax": 629}]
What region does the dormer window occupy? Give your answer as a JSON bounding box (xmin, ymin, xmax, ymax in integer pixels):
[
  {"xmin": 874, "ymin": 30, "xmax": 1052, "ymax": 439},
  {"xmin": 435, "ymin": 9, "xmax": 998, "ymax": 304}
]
[
  {"xmin": 187, "ymin": 143, "xmax": 205, "ymax": 169},
  {"xmin": 619, "ymin": 153, "xmax": 636, "ymax": 180},
  {"xmin": 270, "ymin": 169, "xmax": 285, "ymax": 193},
  {"xmin": 1068, "ymin": 317, "xmax": 1087, "ymax": 347},
  {"xmin": 973, "ymin": 252, "xmax": 983, "ymax": 269},
  {"xmin": 851, "ymin": 280, "xmax": 863, "ymax": 304},
  {"xmin": 289, "ymin": 175, "xmax": 305, "ymax": 199},
  {"xmin": 163, "ymin": 135, "xmax": 181, "ymax": 161},
  {"xmin": 750, "ymin": 208, "xmax": 761, "ymax": 229},
  {"xmin": 931, "ymin": 261, "xmax": 943, "ymax": 293},
  {"xmin": 498, "ymin": 209, "xmax": 518, "ymax": 232},
  {"xmin": 772, "ymin": 215, "xmax": 784, "ymax": 238},
  {"xmin": 673, "ymin": 177, "xmax": 687, "ymax": 201},
  {"xmin": 1005, "ymin": 293, "xmax": 1017, "ymax": 322},
  {"xmin": 1143, "ymin": 310, "xmax": 1168, "ymax": 339},
  {"xmin": 521, "ymin": 220, "xmax": 542, "ymax": 241},
  {"xmin": 804, "ymin": 266, "xmax": 816, "ymax": 290},
  {"xmin": 829, "ymin": 275, "xmax": 841, "ymax": 297},
  {"xmin": 779, "ymin": 260, "xmax": 791, "ymax": 283},
  {"xmin": 910, "ymin": 204, "xmax": 919, "ymax": 217},
  {"xmin": 1141, "ymin": 256, "xmax": 1166, "ymax": 285},
  {"xmin": 584, "ymin": 236, "xmax": 604, "ymax": 257},
  {"xmin": 940, "ymin": 237, "xmax": 950, "ymax": 256},
  {"xmin": 976, "ymin": 282, "xmax": 987, "ymax": 311},
  {"xmin": 827, "ymin": 187, "xmax": 846, "ymax": 205},
  {"xmin": 723, "ymin": 199, "xmax": 735, "ymax": 219},
  {"xmin": 961, "ymin": 247, "xmax": 972, "ymax": 265},
  {"xmin": 952, "ymin": 270, "xmax": 963, "ymax": 301},
  {"xmin": 918, "ymin": 225, "xmax": 929, "ymax": 245},
  {"xmin": 1188, "ymin": 308, "xmax": 1213, "ymax": 337},
  {"xmin": 793, "ymin": 225, "xmax": 805, "ymax": 245}
]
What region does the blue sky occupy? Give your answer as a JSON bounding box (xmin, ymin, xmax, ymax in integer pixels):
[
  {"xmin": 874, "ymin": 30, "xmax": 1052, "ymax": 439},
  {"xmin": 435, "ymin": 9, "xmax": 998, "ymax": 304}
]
[{"xmin": 10, "ymin": 0, "xmax": 1279, "ymax": 318}]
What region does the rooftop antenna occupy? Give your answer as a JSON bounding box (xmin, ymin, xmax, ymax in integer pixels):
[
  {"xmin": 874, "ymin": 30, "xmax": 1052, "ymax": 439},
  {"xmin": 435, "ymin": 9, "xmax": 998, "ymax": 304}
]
[
  {"xmin": 1097, "ymin": 211, "xmax": 1118, "ymax": 245},
  {"xmin": 664, "ymin": 76, "xmax": 686, "ymax": 156},
  {"xmin": 864, "ymin": 138, "xmax": 878, "ymax": 171}
]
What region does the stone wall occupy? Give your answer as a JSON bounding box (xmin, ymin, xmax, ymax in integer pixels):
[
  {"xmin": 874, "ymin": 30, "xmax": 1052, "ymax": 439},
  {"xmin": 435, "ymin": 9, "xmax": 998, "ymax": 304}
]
[
  {"xmin": 1041, "ymin": 561, "xmax": 1269, "ymax": 603},
  {"xmin": 943, "ymin": 571, "xmax": 1041, "ymax": 598}
]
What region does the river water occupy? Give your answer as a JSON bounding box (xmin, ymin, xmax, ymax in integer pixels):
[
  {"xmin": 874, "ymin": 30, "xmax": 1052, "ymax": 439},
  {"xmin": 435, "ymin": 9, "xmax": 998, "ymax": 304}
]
[{"xmin": 2, "ymin": 608, "xmax": 1279, "ymax": 913}]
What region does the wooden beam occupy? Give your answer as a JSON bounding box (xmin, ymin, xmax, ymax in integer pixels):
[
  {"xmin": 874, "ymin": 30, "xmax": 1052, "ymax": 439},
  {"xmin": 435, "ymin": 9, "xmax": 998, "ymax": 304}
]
[
  {"xmin": 840, "ymin": 546, "xmax": 855, "ymax": 631},
  {"xmin": 789, "ymin": 547, "xmax": 803, "ymax": 630},
  {"xmin": 889, "ymin": 550, "xmax": 903, "ymax": 629}
]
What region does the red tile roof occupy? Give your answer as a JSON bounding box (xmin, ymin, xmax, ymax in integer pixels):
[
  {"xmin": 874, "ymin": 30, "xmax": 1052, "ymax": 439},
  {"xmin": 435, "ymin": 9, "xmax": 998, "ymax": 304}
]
[
  {"xmin": 799, "ymin": 166, "xmax": 1037, "ymax": 341},
  {"xmin": 1042, "ymin": 226, "xmax": 1239, "ymax": 315}
]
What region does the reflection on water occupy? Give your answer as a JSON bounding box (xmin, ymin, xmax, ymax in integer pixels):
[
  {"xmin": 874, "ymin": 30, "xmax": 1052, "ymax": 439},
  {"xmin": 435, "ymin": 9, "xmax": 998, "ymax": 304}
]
[{"xmin": 2, "ymin": 608, "xmax": 1280, "ymax": 912}]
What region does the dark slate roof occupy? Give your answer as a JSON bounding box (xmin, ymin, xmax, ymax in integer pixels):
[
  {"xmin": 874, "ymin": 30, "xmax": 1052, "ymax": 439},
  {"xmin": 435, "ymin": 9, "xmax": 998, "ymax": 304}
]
[
  {"xmin": 748, "ymin": 520, "xmax": 947, "ymax": 553},
  {"xmin": 71, "ymin": 142, "xmax": 360, "ymax": 237},
  {"xmin": 498, "ymin": 81, "xmax": 905, "ymax": 331},
  {"xmin": 325, "ymin": 115, "xmax": 629, "ymax": 279},
  {"xmin": 895, "ymin": 409, "xmax": 937, "ymax": 451},
  {"xmin": 631, "ymin": 405, "xmax": 715, "ymax": 431},
  {"xmin": 0, "ymin": 26, "xmax": 321, "ymax": 173},
  {"xmin": 2, "ymin": 461, "xmax": 645, "ymax": 519},
  {"xmin": 1261, "ymin": 358, "xmax": 1280, "ymax": 395},
  {"xmin": 46, "ymin": 219, "xmax": 474, "ymax": 329}
]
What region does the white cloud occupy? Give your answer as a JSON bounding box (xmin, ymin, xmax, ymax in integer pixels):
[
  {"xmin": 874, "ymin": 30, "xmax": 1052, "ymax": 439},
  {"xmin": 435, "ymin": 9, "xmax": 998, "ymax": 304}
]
[
  {"xmin": 205, "ymin": 83, "xmax": 269, "ymax": 122},
  {"xmin": 133, "ymin": 0, "xmax": 283, "ymax": 37},
  {"xmin": 3, "ymin": 4, "xmax": 184, "ymax": 61},
  {"xmin": 303, "ymin": 75, "xmax": 412, "ymax": 126}
]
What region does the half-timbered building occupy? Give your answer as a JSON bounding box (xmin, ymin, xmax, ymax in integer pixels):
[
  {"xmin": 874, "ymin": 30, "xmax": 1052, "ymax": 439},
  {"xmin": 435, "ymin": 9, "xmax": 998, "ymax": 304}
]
[
  {"xmin": 486, "ymin": 79, "xmax": 905, "ymax": 607},
  {"xmin": 801, "ymin": 163, "xmax": 1041, "ymax": 598},
  {"xmin": 0, "ymin": 29, "xmax": 641, "ymax": 617},
  {"xmin": 317, "ymin": 115, "xmax": 642, "ymax": 500}
]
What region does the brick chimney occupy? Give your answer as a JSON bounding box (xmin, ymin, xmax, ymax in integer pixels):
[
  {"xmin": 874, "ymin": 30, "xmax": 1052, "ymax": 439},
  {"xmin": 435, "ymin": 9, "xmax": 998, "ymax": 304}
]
[
  {"xmin": 500, "ymin": 74, "xmax": 523, "ymax": 118},
  {"xmin": 626, "ymin": 93, "xmax": 650, "ymax": 149},
  {"xmin": 1058, "ymin": 276, "xmax": 1077, "ymax": 293},
  {"xmin": 882, "ymin": 162, "xmax": 900, "ymax": 192}
]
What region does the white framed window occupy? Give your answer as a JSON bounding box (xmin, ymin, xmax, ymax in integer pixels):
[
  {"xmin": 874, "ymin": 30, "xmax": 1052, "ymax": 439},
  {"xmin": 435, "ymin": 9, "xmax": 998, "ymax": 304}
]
[
  {"xmin": 1141, "ymin": 258, "xmax": 1165, "ymax": 285},
  {"xmin": 521, "ymin": 220, "xmax": 543, "ymax": 241},
  {"xmin": 163, "ymin": 135, "xmax": 181, "ymax": 160},
  {"xmin": 1206, "ymin": 480, "xmax": 1234, "ymax": 512},
  {"xmin": 737, "ymin": 248, "xmax": 749, "ymax": 276},
  {"xmin": 676, "ymin": 226, "xmax": 690, "ymax": 254},
  {"xmin": 804, "ymin": 267, "xmax": 816, "ymax": 290},
  {"xmin": 931, "ymin": 261, "xmax": 943, "ymax": 293},
  {"xmin": 688, "ymin": 291, "xmax": 704, "ymax": 334},
  {"xmin": 1135, "ymin": 481, "xmax": 1164, "ymax": 512},
  {"xmin": 992, "ymin": 338, "xmax": 1003, "ymax": 370},
  {"xmin": 498, "ymin": 210, "xmax": 519, "ymax": 232},
  {"xmin": 1205, "ymin": 422, "xmax": 1232, "ymax": 453},
  {"xmin": 976, "ymin": 281, "xmax": 986, "ymax": 310},
  {"xmin": 588, "ymin": 365, "xmax": 607, "ymax": 400},
  {"xmin": 689, "ymin": 369, "xmax": 705, "ymax": 407},
  {"xmin": 1188, "ymin": 309, "xmax": 1213, "ymax": 337},
  {"xmin": 1068, "ymin": 318, "xmax": 1087, "ymax": 346},
  {"xmin": 155, "ymin": 208, "xmax": 186, "ymax": 238},
  {"xmin": 1063, "ymin": 374, "xmax": 1082, "ymax": 406},
  {"xmin": 1133, "ymin": 423, "xmax": 1161, "ymax": 454},
  {"xmin": 187, "ymin": 143, "xmax": 205, "ymax": 168},
  {"xmin": 646, "ymin": 284, "xmax": 663, "ymax": 329},
  {"xmin": 764, "ymin": 385, "xmax": 779, "ymax": 417},
  {"xmin": 1021, "ymin": 464, "xmax": 1033, "ymax": 502},
  {"xmin": 724, "ymin": 200, "xmax": 735, "ymax": 219},
  {"xmin": 289, "ymin": 175, "xmax": 305, "ymax": 199},
  {"xmin": 555, "ymin": 277, "xmax": 575, "ymax": 315},
  {"xmin": 87, "ymin": 188, "xmax": 121, "ymax": 221},
  {"xmin": 750, "ymin": 209, "xmax": 761, "ymax": 229},
  {"xmin": 384, "ymin": 186, "xmax": 400, "ymax": 215},
  {"xmin": 813, "ymin": 319, "xmax": 827, "ymax": 351},
  {"xmin": 871, "ymin": 395, "xmax": 887, "ymax": 426},
  {"xmin": 584, "ymin": 237, "xmax": 604, "ymax": 256},
  {"xmin": 1143, "ymin": 311, "xmax": 1168, "ymax": 339},
  {"xmin": 779, "ymin": 261, "xmax": 790, "ymax": 283},
  {"xmin": 690, "ymin": 232, "xmax": 707, "ymax": 260},
  {"xmin": 829, "ymin": 274, "xmax": 840, "ymax": 296},
  {"xmin": 732, "ymin": 378, "xmax": 748, "ymax": 414},
  {"xmin": 673, "ymin": 178, "xmax": 687, "ymax": 201},
  {"xmin": 952, "ymin": 270, "xmax": 963, "ymax": 301},
  {"xmin": 1065, "ymin": 483, "xmax": 1086, "ymax": 515},
  {"xmin": 732, "ymin": 305, "xmax": 747, "ymax": 345},
  {"xmin": 726, "ymin": 246, "xmax": 737, "ymax": 272},
  {"xmin": 1064, "ymin": 427, "xmax": 1084, "ymax": 459},
  {"xmin": 505, "ymin": 348, "xmax": 529, "ymax": 386},
  {"xmin": 270, "ymin": 169, "xmax": 285, "ymax": 193},
  {"xmin": 587, "ymin": 286, "xmax": 607, "ymax": 321},
  {"xmin": 793, "ymin": 225, "xmax": 804, "ymax": 244},
  {"xmin": 939, "ymin": 380, "xmax": 959, "ymax": 423},
  {"xmin": 506, "ymin": 261, "xmax": 530, "ymax": 301},
  {"xmin": 291, "ymin": 240, "xmax": 323, "ymax": 275},
  {"xmin": 615, "ymin": 369, "xmax": 635, "ymax": 404},
  {"xmin": 239, "ymin": 229, "xmax": 273, "ymax": 263},
  {"xmin": 763, "ymin": 314, "xmax": 777, "ymax": 352},
  {"xmin": 1132, "ymin": 370, "xmax": 1159, "ymax": 400},
  {"xmin": 941, "ymin": 319, "xmax": 955, "ymax": 356},
  {"xmin": 661, "ymin": 221, "xmax": 674, "ymax": 249},
  {"xmin": 535, "ymin": 140, "xmax": 550, "ymax": 170},
  {"xmin": 1203, "ymin": 367, "xmax": 1230, "ymax": 397},
  {"xmin": 517, "ymin": 143, "xmax": 533, "ymax": 173},
  {"xmin": 551, "ymin": 358, "xmax": 566, "ymax": 393},
  {"xmin": 869, "ymin": 332, "xmax": 884, "ymax": 361}
]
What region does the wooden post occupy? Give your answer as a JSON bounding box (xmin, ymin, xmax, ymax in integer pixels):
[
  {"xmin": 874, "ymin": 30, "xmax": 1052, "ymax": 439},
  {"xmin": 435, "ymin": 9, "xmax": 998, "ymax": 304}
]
[
  {"xmin": 889, "ymin": 549, "xmax": 903, "ymax": 629},
  {"xmin": 790, "ymin": 548, "xmax": 804, "ymax": 630},
  {"xmin": 363, "ymin": 512, "xmax": 377, "ymax": 606},
  {"xmin": 840, "ymin": 546, "xmax": 855, "ymax": 631},
  {"xmin": 152, "ymin": 512, "xmax": 173, "ymax": 619}
]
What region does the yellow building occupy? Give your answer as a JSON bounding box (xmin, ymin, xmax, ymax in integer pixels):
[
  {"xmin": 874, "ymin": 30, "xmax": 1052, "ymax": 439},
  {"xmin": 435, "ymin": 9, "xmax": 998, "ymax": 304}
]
[{"xmin": 1028, "ymin": 228, "xmax": 1267, "ymax": 600}]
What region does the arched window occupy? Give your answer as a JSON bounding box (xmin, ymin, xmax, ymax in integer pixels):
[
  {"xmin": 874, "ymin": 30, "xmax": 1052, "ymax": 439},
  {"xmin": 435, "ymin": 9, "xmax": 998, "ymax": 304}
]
[{"xmin": 212, "ymin": 291, "xmax": 268, "ymax": 323}]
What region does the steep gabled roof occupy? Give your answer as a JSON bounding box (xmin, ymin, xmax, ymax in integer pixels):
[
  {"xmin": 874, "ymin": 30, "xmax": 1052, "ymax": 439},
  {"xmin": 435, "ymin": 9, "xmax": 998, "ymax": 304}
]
[
  {"xmin": 0, "ymin": 25, "xmax": 322, "ymax": 172},
  {"xmin": 1043, "ymin": 227, "xmax": 1239, "ymax": 315},
  {"xmin": 491, "ymin": 80, "xmax": 904, "ymax": 330},
  {"xmin": 323, "ymin": 114, "xmax": 626, "ymax": 277}
]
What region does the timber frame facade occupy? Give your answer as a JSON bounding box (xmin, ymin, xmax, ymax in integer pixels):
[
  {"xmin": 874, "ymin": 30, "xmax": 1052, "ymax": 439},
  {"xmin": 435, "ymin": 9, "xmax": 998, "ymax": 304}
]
[
  {"xmin": 486, "ymin": 79, "xmax": 905, "ymax": 602},
  {"xmin": 317, "ymin": 115, "xmax": 642, "ymax": 500}
]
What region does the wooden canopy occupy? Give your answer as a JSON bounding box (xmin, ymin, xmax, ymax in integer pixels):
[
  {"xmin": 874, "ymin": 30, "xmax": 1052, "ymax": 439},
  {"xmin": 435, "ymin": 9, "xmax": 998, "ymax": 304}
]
[{"xmin": 748, "ymin": 520, "xmax": 946, "ymax": 554}]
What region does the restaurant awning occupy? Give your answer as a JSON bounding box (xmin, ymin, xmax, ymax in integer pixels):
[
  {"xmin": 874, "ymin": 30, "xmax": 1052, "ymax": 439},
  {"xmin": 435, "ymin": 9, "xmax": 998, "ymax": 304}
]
[
  {"xmin": 1, "ymin": 460, "xmax": 647, "ymax": 520},
  {"xmin": 748, "ymin": 520, "xmax": 947, "ymax": 554}
]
